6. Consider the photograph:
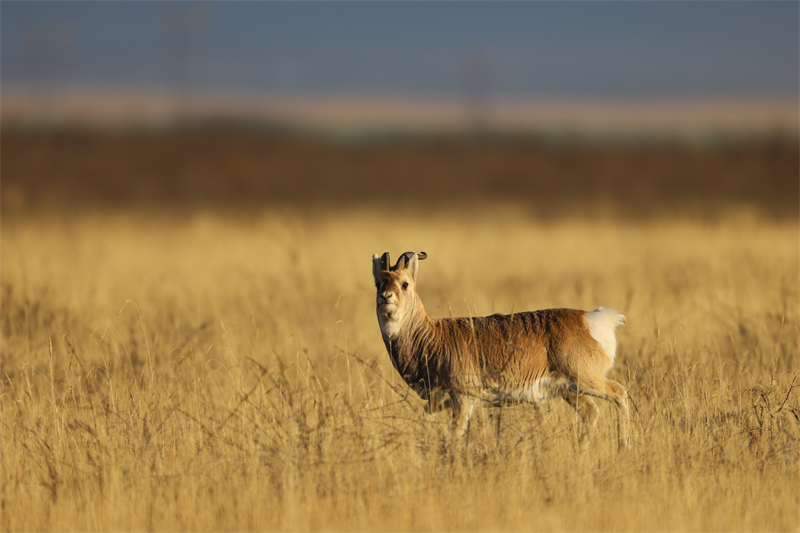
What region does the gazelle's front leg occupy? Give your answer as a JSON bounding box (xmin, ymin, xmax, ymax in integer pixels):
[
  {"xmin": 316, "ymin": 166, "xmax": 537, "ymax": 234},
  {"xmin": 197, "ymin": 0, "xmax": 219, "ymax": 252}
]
[
  {"xmin": 450, "ymin": 393, "xmax": 478, "ymax": 438},
  {"xmin": 423, "ymin": 388, "xmax": 453, "ymax": 415}
]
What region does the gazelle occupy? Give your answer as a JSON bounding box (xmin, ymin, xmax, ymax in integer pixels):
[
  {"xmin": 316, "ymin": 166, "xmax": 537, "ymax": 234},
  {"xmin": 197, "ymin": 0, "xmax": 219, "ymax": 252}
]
[{"xmin": 372, "ymin": 251, "xmax": 630, "ymax": 449}]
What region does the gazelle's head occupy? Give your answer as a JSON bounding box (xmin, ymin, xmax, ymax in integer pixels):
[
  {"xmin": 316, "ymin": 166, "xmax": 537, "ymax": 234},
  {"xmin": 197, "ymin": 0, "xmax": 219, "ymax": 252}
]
[{"xmin": 372, "ymin": 251, "xmax": 426, "ymax": 338}]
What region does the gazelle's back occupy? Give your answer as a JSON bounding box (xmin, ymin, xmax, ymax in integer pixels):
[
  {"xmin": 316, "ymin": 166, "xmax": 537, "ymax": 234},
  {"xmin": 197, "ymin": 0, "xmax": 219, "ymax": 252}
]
[{"xmin": 429, "ymin": 308, "xmax": 613, "ymax": 390}]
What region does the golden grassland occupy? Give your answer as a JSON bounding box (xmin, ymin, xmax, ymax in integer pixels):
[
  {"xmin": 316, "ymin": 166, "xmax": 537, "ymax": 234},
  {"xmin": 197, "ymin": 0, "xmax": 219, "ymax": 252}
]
[{"xmin": 1, "ymin": 203, "xmax": 798, "ymax": 531}]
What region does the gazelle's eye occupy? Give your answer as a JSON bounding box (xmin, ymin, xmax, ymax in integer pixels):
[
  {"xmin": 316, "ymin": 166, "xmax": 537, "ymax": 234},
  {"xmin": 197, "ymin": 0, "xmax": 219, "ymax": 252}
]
[
  {"xmin": 402, "ymin": 282, "xmax": 409, "ymax": 290},
  {"xmin": 375, "ymin": 282, "xmax": 380, "ymax": 289}
]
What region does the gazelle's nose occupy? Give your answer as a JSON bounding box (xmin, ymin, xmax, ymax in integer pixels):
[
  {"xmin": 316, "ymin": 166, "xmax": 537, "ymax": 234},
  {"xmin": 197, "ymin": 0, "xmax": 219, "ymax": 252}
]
[{"xmin": 381, "ymin": 291, "xmax": 394, "ymax": 301}]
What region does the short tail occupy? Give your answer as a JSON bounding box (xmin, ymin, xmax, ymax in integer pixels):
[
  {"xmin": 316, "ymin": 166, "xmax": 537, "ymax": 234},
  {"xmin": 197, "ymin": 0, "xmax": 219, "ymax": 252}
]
[{"xmin": 583, "ymin": 306, "xmax": 626, "ymax": 360}]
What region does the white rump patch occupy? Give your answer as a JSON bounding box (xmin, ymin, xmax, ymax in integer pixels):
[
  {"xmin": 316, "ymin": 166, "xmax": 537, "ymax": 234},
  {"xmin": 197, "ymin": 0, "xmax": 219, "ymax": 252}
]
[{"xmin": 583, "ymin": 307, "xmax": 626, "ymax": 361}]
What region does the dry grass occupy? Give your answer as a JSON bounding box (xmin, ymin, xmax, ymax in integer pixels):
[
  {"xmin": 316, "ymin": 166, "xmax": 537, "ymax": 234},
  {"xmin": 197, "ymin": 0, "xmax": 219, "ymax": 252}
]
[{"xmin": 1, "ymin": 203, "xmax": 798, "ymax": 531}]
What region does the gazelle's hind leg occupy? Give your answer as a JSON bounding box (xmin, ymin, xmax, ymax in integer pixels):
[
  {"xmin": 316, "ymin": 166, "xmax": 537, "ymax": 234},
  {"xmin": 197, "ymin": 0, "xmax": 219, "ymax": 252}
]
[
  {"xmin": 560, "ymin": 389, "xmax": 599, "ymax": 451},
  {"xmin": 603, "ymin": 379, "xmax": 630, "ymax": 449}
]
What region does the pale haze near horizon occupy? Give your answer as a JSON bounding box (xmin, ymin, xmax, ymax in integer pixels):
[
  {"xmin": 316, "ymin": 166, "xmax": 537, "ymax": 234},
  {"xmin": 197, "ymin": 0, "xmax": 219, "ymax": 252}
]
[{"xmin": 2, "ymin": 2, "xmax": 798, "ymax": 131}]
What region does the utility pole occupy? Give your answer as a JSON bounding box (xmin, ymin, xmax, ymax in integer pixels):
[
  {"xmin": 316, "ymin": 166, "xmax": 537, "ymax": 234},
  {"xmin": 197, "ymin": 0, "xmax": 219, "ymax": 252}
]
[
  {"xmin": 160, "ymin": 4, "xmax": 212, "ymax": 124},
  {"xmin": 464, "ymin": 50, "xmax": 493, "ymax": 135},
  {"xmin": 21, "ymin": 4, "xmax": 74, "ymax": 127}
]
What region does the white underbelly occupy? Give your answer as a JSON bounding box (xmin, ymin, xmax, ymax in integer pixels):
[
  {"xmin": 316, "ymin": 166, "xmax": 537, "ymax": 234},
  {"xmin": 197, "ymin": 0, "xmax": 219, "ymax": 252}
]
[{"xmin": 488, "ymin": 377, "xmax": 555, "ymax": 406}]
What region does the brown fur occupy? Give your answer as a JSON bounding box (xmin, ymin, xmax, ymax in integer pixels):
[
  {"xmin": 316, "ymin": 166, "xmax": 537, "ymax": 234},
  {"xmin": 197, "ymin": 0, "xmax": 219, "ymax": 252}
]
[{"xmin": 372, "ymin": 251, "xmax": 630, "ymax": 449}]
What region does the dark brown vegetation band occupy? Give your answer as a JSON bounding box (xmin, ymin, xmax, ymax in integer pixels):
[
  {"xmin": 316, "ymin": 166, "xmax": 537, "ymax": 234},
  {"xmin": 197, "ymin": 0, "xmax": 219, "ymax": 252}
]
[{"xmin": 2, "ymin": 127, "xmax": 797, "ymax": 218}]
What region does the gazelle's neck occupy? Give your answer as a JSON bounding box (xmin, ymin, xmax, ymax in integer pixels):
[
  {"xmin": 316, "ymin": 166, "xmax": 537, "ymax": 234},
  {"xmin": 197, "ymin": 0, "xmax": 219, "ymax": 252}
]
[
  {"xmin": 381, "ymin": 295, "xmax": 431, "ymax": 379},
  {"xmin": 377, "ymin": 313, "xmax": 403, "ymax": 340}
]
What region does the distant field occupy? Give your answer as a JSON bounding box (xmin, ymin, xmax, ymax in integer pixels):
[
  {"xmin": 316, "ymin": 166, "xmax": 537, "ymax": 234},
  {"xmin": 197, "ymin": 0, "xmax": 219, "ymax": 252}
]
[
  {"xmin": 1, "ymin": 129, "xmax": 798, "ymax": 531},
  {"xmin": 2, "ymin": 128, "xmax": 798, "ymax": 218}
]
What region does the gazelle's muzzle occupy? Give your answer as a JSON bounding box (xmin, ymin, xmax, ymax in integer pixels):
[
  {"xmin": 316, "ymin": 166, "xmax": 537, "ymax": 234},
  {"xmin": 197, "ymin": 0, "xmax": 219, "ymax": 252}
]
[
  {"xmin": 377, "ymin": 293, "xmax": 398, "ymax": 318},
  {"xmin": 379, "ymin": 291, "xmax": 395, "ymax": 304}
]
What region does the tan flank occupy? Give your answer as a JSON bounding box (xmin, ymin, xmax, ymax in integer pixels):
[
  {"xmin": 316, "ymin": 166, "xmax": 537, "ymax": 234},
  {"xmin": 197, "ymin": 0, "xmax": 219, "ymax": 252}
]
[{"xmin": 372, "ymin": 251, "xmax": 630, "ymax": 449}]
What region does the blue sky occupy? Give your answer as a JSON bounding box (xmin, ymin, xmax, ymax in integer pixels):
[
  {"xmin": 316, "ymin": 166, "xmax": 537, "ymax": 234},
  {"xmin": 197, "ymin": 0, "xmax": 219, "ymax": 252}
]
[{"xmin": 2, "ymin": 1, "xmax": 798, "ymax": 99}]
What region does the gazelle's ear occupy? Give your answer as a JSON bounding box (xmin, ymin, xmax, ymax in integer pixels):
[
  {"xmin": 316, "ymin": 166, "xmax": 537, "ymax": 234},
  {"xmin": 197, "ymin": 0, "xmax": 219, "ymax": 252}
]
[
  {"xmin": 397, "ymin": 251, "xmax": 426, "ymax": 281},
  {"xmin": 372, "ymin": 253, "xmax": 382, "ymax": 278},
  {"xmin": 406, "ymin": 253, "xmax": 419, "ymax": 282}
]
